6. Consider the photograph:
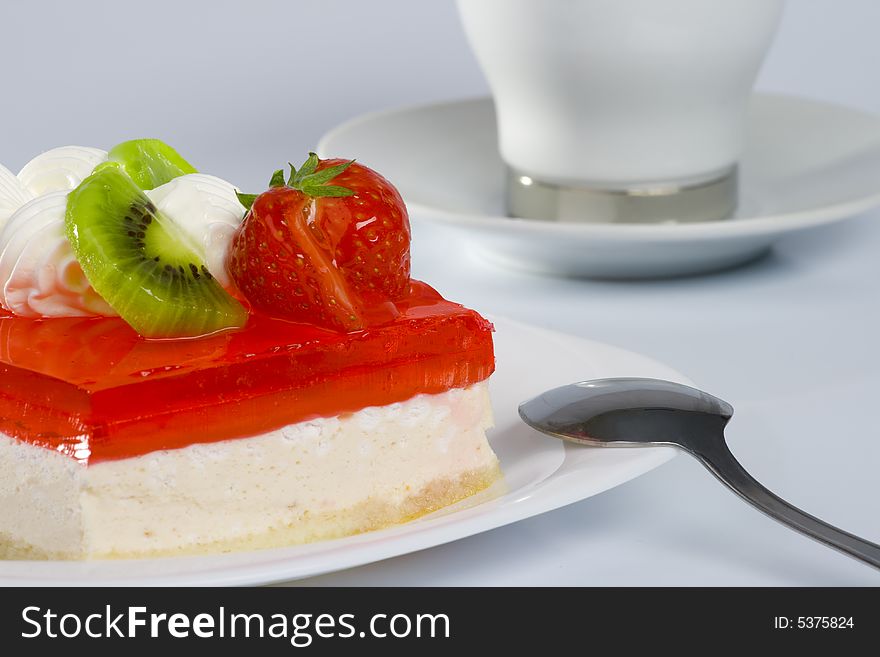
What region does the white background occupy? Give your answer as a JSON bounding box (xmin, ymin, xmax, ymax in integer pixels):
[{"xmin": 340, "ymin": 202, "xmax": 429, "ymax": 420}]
[{"xmin": 3, "ymin": 0, "xmax": 879, "ymax": 585}]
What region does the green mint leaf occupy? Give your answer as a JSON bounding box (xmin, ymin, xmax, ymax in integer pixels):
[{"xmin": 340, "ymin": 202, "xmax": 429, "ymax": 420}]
[
  {"xmin": 269, "ymin": 169, "xmax": 285, "ymax": 187},
  {"xmin": 302, "ymin": 159, "xmax": 354, "ymax": 186},
  {"xmin": 293, "ymin": 152, "xmax": 319, "ymax": 184},
  {"xmin": 302, "ymin": 184, "xmax": 355, "ymax": 198},
  {"xmin": 235, "ymin": 192, "xmax": 258, "ymax": 211}
]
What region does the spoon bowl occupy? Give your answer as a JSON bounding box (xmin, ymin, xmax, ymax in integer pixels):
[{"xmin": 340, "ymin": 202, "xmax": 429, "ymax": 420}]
[{"xmin": 518, "ymin": 377, "xmax": 732, "ymax": 448}]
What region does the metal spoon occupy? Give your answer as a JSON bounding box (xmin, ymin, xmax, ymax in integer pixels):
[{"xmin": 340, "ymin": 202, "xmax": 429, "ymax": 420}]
[{"xmin": 518, "ymin": 377, "xmax": 880, "ymax": 570}]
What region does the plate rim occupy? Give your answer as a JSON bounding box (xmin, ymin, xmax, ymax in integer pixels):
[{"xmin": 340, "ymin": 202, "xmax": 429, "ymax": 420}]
[
  {"xmin": 0, "ymin": 316, "xmax": 685, "ymax": 587},
  {"xmin": 317, "ymin": 92, "xmax": 880, "ymax": 242}
]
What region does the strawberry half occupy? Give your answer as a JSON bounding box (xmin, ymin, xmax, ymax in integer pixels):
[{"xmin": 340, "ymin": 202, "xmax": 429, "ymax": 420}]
[{"xmin": 228, "ymin": 154, "xmax": 411, "ymax": 331}]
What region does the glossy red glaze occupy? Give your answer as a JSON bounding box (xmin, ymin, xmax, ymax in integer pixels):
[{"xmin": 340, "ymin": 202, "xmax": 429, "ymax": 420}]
[{"xmin": 0, "ymin": 281, "xmax": 494, "ymax": 465}]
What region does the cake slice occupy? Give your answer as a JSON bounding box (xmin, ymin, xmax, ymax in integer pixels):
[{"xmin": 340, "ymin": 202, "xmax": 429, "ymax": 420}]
[
  {"xmin": 0, "ymin": 149, "xmax": 501, "ymax": 559},
  {"xmin": 0, "ymin": 285, "xmax": 498, "ymax": 559}
]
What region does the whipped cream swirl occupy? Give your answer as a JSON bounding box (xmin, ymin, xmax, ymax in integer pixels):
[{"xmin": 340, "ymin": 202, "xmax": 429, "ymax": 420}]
[
  {"xmin": 143, "ymin": 173, "xmax": 245, "ymax": 290},
  {"xmin": 0, "ymin": 147, "xmax": 245, "ymax": 318},
  {"xmin": 0, "ymin": 192, "xmax": 115, "ymax": 317}
]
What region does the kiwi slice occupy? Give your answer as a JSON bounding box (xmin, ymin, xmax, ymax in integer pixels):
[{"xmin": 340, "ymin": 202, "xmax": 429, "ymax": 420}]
[
  {"xmin": 65, "ymin": 163, "xmax": 247, "ymax": 338},
  {"xmin": 108, "ymin": 139, "xmax": 197, "ymax": 190}
]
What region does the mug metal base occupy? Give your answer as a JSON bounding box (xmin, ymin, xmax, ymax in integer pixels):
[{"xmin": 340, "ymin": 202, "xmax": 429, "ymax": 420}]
[{"xmin": 506, "ymin": 166, "xmax": 738, "ymax": 224}]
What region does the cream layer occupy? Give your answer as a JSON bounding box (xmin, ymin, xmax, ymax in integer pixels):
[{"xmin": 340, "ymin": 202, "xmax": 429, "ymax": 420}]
[{"xmin": 0, "ymin": 382, "xmax": 498, "ymax": 559}]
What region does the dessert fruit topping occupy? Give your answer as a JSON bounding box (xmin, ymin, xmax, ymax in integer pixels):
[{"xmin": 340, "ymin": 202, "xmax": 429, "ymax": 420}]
[
  {"xmin": 229, "ymin": 154, "xmax": 411, "ymax": 332},
  {"xmin": 65, "ymin": 163, "xmax": 247, "ymax": 338},
  {"xmin": 108, "ymin": 138, "xmax": 197, "ymax": 190},
  {"xmin": 3, "ymin": 143, "xmax": 413, "ymax": 340}
]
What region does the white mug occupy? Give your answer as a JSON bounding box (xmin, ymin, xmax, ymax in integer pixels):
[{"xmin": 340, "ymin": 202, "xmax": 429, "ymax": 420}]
[{"xmin": 456, "ymin": 0, "xmax": 785, "ymax": 223}]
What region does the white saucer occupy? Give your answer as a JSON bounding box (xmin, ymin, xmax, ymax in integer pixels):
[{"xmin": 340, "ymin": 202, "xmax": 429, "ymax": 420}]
[
  {"xmin": 0, "ymin": 318, "xmax": 683, "ymax": 585},
  {"xmin": 318, "ymin": 94, "xmax": 880, "ymax": 278}
]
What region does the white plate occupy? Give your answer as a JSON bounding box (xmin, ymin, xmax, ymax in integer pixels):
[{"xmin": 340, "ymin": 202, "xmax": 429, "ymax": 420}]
[
  {"xmin": 0, "ymin": 317, "xmax": 685, "ymax": 586},
  {"xmin": 318, "ymin": 94, "xmax": 880, "ymax": 278}
]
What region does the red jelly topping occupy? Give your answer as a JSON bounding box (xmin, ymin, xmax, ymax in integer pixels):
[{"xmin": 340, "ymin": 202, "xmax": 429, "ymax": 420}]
[{"xmin": 0, "ymin": 282, "xmax": 494, "ymax": 464}]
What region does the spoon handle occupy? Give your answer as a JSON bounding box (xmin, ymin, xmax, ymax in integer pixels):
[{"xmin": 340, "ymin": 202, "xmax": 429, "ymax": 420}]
[{"xmin": 684, "ymin": 438, "xmax": 880, "ymax": 569}]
